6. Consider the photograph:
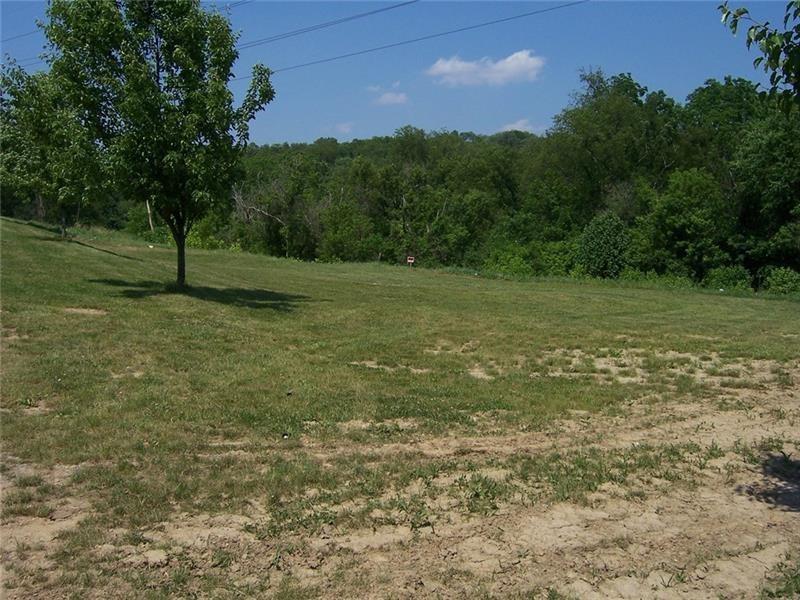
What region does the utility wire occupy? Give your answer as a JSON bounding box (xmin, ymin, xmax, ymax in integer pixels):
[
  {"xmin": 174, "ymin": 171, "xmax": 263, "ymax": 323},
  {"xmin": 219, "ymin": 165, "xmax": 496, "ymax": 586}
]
[
  {"xmin": 5, "ymin": 0, "xmax": 419, "ymax": 69},
  {"xmin": 1, "ymin": 29, "xmax": 38, "ymax": 44},
  {"xmin": 238, "ymin": 0, "xmax": 418, "ymax": 50},
  {"xmin": 234, "ymin": 0, "xmax": 590, "ymax": 81}
]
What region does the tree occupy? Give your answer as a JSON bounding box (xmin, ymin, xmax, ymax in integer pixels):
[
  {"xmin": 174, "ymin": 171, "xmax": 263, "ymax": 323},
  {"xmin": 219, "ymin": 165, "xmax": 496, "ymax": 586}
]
[
  {"xmin": 632, "ymin": 169, "xmax": 733, "ymax": 280},
  {"xmin": 720, "ymin": 1, "xmax": 800, "ymax": 111},
  {"xmin": 45, "ymin": 0, "xmax": 275, "ymax": 286},
  {"xmin": 683, "ymin": 77, "xmax": 762, "ymax": 177},
  {"xmin": 0, "ymin": 66, "xmax": 103, "ymax": 233}
]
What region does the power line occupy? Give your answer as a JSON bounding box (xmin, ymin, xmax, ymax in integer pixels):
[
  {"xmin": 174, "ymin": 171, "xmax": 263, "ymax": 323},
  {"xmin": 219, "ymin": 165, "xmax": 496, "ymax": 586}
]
[
  {"xmin": 1, "ymin": 29, "xmax": 38, "ymax": 44},
  {"xmin": 4, "ymin": 0, "xmax": 418, "ymax": 69},
  {"xmin": 233, "ymin": 0, "xmax": 590, "ymax": 81},
  {"xmin": 237, "ymin": 0, "xmax": 418, "ymax": 50}
]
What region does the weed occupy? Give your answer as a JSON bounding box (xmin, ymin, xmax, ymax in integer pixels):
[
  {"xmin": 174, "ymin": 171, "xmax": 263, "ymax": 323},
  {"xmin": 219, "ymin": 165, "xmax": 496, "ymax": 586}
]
[
  {"xmin": 760, "ymin": 555, "xmax": 800, "ymax": 598},
  {"xmin": 454, "ymin": 473, "xmax": 510, "ymax": 514}
]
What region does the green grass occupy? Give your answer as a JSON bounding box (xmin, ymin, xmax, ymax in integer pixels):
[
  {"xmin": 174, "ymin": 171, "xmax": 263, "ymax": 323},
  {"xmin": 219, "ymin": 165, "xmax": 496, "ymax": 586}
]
[
  {"xmin": 2, "ymin": 218, "xmax": 799, "ymax": 595},
  {"xmin": 2, "ymin": 216, "xmax": 798, "ymax": 469}
]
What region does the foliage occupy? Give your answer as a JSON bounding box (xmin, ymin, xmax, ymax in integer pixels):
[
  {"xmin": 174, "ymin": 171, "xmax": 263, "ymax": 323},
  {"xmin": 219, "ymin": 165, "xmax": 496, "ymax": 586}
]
[
  {"xmin": 763, "ymin": 266, "xmax": 800, "ymax": 294},
  {"xmin": 576, "ymin": 212, "xmax": 630, "ymax": 278},
  {"xmin": 483, "ymin": 245, "xmax": 534, "ymax": 278},
  {"xmin": 0, "ymin": 66, "xmax": 104, "ymax": 234},
  {"xmin": 703, "ymin": 265, "xmax": 753, "ymax": 290},
  {"xmin": 618, "ymin": 268, "xmax": 696, "ymax": 289},
  {"xmin": 529, "ymin": 240, "xmax": 578, "ymax": 277},
  {"xmin": 186, "ymin": 215, "xmax": 229, "ymax": 250},
  {"xmin": 729, "ymin": 109, "xmax": 800, "ymax": 273},
  {"xmin": 633, "ymin": 169, "xmax": 733, "ymax": 280},
  {"xmin": 319, "ymin": 198, "xmax": 381, "ymax": 262},
  {"xmin": 720, "ymin": 1, "xmax": 800, "ymax": 111}
]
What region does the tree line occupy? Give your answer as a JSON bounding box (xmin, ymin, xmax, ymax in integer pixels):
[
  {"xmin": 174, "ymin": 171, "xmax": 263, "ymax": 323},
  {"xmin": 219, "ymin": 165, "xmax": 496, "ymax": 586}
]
[{"xmin": 132, "ymin": 72, "xmax": 799, "ymax": 293}]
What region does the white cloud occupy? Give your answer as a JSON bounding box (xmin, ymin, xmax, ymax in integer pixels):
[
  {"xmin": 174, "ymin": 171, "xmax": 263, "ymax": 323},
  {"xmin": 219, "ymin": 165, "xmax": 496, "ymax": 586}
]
[
  {"xmin": 334, "ymin": 122, "xmax": 353, "ymax": 134},
  {"xmin": 426, "ymin": 50, "xmax": 545, "ymax": 87},
  {"xmin": 375, "ymin": 91, "xmax": 408, "ymax": 105},
  {"xmin": 366, "ymin": 84, "xmax": 382, "ymax": 93},
  {"xmin": 499, "ymin": 118, "xmax": 534, "ymax": 133}
]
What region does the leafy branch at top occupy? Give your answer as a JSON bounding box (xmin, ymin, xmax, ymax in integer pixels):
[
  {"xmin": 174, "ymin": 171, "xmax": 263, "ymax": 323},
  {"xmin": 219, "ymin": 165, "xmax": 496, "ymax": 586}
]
[{"xmin": 720, "ymin": 1, "xmax": 800, "ymax": 111}]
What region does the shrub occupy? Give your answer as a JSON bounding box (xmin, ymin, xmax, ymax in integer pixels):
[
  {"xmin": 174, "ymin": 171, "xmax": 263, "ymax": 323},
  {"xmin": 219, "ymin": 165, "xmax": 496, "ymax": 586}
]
[
  {"xmin": 483, "ymin": 245, "xmax": 533, "ymax": 278},
  {"xmin": 763, "ymin": 267, "xmax": 800, "ymax": 295},
  {"xmin": 577, "ymin": 212, "xmax": 630, "ymax": 278},
  {"xmin": 703, "ymin": 266, "xmax": 752, "ymax": 291},
  {"xmin": 123, "ymin": 203, "xmax": 172, "ymax": 245},
  {"xmin": 186, "ymin": 215, "xmax": 226, "ymax": 250},
  {"xmin": 530, "ymin": 239, "xmax": 577, "ymax": 276},
  {"xmin": 618, "ymin": 268, "xmax": 695, "ymax": 289}
]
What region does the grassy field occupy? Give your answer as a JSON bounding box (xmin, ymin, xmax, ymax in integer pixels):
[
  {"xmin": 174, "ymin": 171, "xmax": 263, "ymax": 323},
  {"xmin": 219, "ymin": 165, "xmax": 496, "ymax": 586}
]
[{"xmin": 1, "ymin": 217, "xmax": 799, "ymax": 599}]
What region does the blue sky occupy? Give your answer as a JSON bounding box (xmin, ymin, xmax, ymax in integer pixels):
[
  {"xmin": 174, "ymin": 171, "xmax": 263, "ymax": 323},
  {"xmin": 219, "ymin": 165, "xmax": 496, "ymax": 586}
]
[{"xmin": 0, "ymin": 1, "xmax": 787, "ymax": 144}]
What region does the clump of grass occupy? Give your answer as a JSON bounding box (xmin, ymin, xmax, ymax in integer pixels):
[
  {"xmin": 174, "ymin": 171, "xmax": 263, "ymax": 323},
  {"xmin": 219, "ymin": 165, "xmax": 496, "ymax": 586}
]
[
  {"xmin": 705, "ymin": 441, "xmax": 725, "ymax": 460},
  {"xmin": 211, "ymin": 548, "xmax": 233, "ymax": 568},
  {"xmin": 706, "ymin": 366, "xmax": 742, "ymax": 378},
  {"xmin": 2, "ymin": 490, "xmax": 54, "ymax": 519},
  {"xmin": 387, "ymin": 494, "xmax": 434, "ymax": 531},
  {"xmin": 755, "ymin": 437, "xmax": 786, "ymax": 453},
  {"xmin": 760, "ymin": 555, "xmax": 800, "ymax": 599},
  {"xmin": 1, "ymin": 478, "xmax": 60, "ymax": 519},
  {"xmin": 733, "ymin": 437, "xmax": 785, "ymax": 465},
  {"xmin": 716, "ymin": 397, "xmax": 755, "ymax": 412},
  {"xmin": 453, "ymin": 473, "xmax": 511, "ymax": 515},
  {"xmin": 15, "ymin": 474, "xmax": 46, "ymax": 487},
  {"xmin": 772, "ymin": 368, "xmax": 794, "ymax": 388},
  {"xmin": 508, "ymin": 443, "xmax": 697, "ymax": 504}
]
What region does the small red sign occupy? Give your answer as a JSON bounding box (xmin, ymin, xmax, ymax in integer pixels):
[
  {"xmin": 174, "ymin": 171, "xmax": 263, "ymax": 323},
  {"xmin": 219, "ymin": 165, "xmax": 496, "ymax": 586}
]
[{"xmin": 407, "ymin": 256, "xmax": 415, "ymax": 265}]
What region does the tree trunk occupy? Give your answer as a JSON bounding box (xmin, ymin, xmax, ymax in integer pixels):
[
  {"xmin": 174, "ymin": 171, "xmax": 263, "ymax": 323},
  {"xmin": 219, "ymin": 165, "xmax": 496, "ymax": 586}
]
[
  {"xmin": 176, "ymin": 231, "xmax": 186, "ymax": 287},
  {"xmin": 145, "ymin": 199, "xmax": 155, "ymax": 232},
  {"xmin": 35, "ymin": 193, "xmax": 46, "ymax": 221},
  {"xmin": 163, "ymin": 211, "xmax": 187, "ymax": 288}
]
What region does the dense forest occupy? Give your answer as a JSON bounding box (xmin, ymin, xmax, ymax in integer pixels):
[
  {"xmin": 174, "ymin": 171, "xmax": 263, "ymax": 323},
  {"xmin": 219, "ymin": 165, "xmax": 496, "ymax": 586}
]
[{"xmin": 3, "ymin": 69, "xmax": 799, "ymax": 293}]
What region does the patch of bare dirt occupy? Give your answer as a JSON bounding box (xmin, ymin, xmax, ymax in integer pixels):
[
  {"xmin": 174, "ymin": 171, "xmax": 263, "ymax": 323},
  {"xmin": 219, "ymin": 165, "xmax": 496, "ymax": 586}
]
[
  {"xmin": 110, "ymin": 367, "xmax": 144, "ymax": 379},
  {"xmin": 63, "ymin": 307, "xmax": 108, "ymax": 316},
  {"xmin": 425, "ymin": 339, "xmax": 480, "ymax": 355},
  {"xmin": 350, "ymin": 360, "xmax": 431, "ymax": 375},
  {"xmin": 1, "ymin": 328, "xmax": 28, "ymax": 343},
  {"xmin": 0, "ymin": 459, "xmax": 94, "ymax": 599},
  {"xmin": 531, "ymin": 347, "xmax": 799, "ymax": 391},
  {"xmin": 467, "ymin": 364, "xmax": 493, "ymax": 380},
  {"xmin": 338, "ymin": 418, "xmax": 420, "ymax": 434}
]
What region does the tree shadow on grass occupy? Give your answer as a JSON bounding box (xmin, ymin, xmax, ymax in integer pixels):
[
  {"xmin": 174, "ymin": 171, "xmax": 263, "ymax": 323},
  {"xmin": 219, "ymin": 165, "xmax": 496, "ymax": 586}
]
[
  {"xmin": 37, "ymin": 235, "xmax": 142, "ymax": 261},
  {"xmin": 89, "ymin": 278, "xmax": 310, "ymax": 311},
  {"xmin": 737, "ymin": 453, "xmax": 800, "ymax": 512}
]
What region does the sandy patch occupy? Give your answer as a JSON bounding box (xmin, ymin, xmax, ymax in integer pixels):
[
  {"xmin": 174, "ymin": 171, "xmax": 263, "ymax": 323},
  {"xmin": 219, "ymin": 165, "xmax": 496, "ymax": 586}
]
[
  {"xmin": 350, "ymin": 360, "xmax": 431, "ymax": 375},
  {"xmin": 467, "ymin": 365, "xmax": 493, "ymax": 380},
  {"xmin": 63, "ymin": 307, "xmax": 108, "ymax": 316}
]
